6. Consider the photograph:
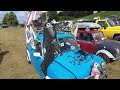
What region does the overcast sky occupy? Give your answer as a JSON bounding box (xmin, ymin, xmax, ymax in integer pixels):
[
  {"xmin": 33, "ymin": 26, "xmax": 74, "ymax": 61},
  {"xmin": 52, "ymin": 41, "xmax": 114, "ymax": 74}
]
[{"xmin": 0, "ymin": 11, "xmax": 46, "ymax": 24}]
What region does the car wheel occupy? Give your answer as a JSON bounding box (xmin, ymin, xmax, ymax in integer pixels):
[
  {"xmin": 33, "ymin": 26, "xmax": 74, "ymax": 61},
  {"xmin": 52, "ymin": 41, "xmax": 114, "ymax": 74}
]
[
  {"xmin": 97, "ymin": 53, "xmax": 110, "ymax": 64},
  {"xmin": 26, "ymin": 50, "xmax": 31, "ymax": 64},
  {"xmin": 114, "ymin": 36, "xmax": 120, "ymax": 41}
]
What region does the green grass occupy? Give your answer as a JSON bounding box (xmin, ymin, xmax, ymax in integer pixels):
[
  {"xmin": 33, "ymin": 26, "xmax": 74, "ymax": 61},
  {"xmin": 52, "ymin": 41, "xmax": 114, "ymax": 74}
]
[
  {"xmin": 75, "ymin": 11, "xmax": 120, "ymax": 20},
  {"xmin": 0, "ymin": 28, "xmax": 40, "ymax": 79}
]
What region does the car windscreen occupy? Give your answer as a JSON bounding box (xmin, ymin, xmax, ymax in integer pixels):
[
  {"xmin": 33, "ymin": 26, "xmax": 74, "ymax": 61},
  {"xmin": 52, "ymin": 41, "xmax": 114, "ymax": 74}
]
[
  {"xmin": 93, "ymin": 32, "xmax": 106, "ymax": 41},
  {"xmin": 58, "ymin": 37, "xmax": 79, "ymax": 52}
]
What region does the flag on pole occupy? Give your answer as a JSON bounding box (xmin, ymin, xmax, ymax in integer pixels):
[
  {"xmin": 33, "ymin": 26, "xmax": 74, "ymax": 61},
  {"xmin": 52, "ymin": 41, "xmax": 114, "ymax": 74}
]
[
  {"xmin": 25, "ymin": 26, "xmax": 31, "ymax": 44},
  {"xmin": 30, "ymin": 25, "xmax": 37, "ymax": 40},
  {"xmin": 32, "ymin": 11, "xmax": 37, "ymax": 20},
  {"xmin": 25, "ymin": 26, "xmax": 36, "ymax": 49},
  {"xmin": 26, "ymin": 11, "xmax": 36, "ymax": 26},
  {"xmin": 26, "ymin": 12, "xmax": 32, "ymax": 26}
]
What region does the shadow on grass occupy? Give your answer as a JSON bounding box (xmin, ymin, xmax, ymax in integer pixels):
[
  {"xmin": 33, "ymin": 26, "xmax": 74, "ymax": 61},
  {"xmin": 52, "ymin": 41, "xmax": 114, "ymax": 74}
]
[
  {"xmin": 109, "ymin": 60, "xmax": 115, "ymax": 63},
  {"xmin": 0, "ymin": 51, "xmax": 9, "ymax": 64}
]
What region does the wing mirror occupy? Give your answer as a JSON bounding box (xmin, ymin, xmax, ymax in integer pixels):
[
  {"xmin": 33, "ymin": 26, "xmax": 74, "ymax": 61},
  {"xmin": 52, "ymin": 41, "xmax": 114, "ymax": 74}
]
[
  {"xmin": 100, "ymin": 26, "xmax": 107, "ymax": 29},
  {"xmin": 104, "ymin": 26, "xmax": 107, "ymax": 29}
]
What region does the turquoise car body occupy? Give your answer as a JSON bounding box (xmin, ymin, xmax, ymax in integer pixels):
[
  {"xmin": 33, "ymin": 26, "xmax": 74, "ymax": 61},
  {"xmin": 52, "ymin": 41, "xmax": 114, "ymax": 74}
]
[{"xmin": 26, "ymin": 32, "xmax": 105, "ymax": 79}]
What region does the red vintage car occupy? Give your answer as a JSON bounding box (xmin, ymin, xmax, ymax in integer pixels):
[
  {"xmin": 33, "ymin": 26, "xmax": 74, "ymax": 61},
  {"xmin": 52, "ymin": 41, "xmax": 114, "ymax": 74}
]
[{"xmin": 75, "ymin": 22, "xmax": 120, "ymax": 63}]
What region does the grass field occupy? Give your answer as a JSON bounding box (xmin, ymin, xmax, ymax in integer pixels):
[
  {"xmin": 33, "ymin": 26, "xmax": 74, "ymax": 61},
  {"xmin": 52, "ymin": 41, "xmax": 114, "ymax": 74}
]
[
  {"xmin": 0, "ymin": 27, "xmax": 120, "ymax": 79},
  {"xmin": 0, "ymin": 28, "xmax": 40, "ymax": 79},
  {"xmin": 75, "ymin": 11, "xmax": 120, "ymax": 20}
]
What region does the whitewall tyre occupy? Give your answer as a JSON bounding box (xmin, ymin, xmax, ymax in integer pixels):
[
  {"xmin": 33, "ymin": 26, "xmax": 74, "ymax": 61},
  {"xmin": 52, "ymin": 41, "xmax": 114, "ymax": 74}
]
[{"xmin": 26, "ymin": 50, "xmax": 31, "ymax": 64}]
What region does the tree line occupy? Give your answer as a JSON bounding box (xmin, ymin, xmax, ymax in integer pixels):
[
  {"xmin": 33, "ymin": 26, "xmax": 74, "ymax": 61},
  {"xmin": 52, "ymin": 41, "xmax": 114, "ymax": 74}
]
[
  {"xmin": 1, "ymin": 11, "xmax": 95, "ymax": 27},
  {"xmin": 46, "ymin": 11, "xmax": 94, "ymax": 21}
]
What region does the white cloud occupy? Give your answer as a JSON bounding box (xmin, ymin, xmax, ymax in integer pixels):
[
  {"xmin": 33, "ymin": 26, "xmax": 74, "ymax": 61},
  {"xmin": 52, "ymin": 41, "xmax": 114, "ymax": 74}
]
[
  {"xmin": 14, "ymin": 11, "xmax": 28, "ymax": 24},
  {"xmin": 0, "ymin": 11, "xmax": 8, "ymax": 15}
]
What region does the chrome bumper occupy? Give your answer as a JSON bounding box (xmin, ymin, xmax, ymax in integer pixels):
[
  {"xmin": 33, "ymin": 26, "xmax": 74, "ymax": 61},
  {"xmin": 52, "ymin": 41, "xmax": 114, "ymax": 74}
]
[{"xmin": 113, "ymin": 55, "xmax": 120, "ymax": 60}]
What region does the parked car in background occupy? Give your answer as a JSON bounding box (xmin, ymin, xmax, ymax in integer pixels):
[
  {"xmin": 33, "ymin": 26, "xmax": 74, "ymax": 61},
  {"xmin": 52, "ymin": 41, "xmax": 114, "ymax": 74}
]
[
  {"xmin": 109, "ymin": 15, "xmax": 118, "ymax": 25},
  {"xmin": 78, "ymin": 19, "xmax": 120, "ymax": 41},
  {"xmin": 75, "ymin": 22, "xmax": 120, "ymax": 63},
  {"xmin": 96, "ymin": 19, "xmax": 120, "ymax": 41},
  {"xmin": 0, "ymin": 25, "xmax": 9, "ymax": 28}
]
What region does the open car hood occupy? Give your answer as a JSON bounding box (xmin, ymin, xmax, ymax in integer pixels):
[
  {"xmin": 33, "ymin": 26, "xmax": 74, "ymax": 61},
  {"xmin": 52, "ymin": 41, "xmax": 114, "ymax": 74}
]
[{"xmin": 48, "ymin": 49, "xmax": 104, "ymax": 79}]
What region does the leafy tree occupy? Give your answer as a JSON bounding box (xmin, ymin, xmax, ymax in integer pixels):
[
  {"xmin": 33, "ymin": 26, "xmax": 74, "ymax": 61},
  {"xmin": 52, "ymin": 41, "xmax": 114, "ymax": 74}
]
[
  {"xmin": 8, "ymin": 12, "xmax": 18, "ymax": 26},
  {"xmin": 36, "ymin": 12, "xmax": 45, "ymax": 25},
  {"xmin": 40, "ymin": 12, "xmax": 47, "ymax": 22},
  {"xmin": 47, "ymin": 11, "xmax": 59, "ymax": 22},
  {"xmin": 57, "ymin": 11, "xmax": 93, "ymax": 20},
  {"xmin": 58, "ymin": 11, "xmax": 64, "ymax": 16},
  {"xmin": 2, "ymin": 13, "xmax": 9, "ymax": 25},
  {"xmin": 2, "ymin": 11, "xmax": 18, "ymax": 26}
]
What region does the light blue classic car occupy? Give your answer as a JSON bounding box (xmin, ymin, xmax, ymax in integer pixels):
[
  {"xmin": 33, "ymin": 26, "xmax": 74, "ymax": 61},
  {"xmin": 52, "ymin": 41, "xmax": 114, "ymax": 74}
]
[{"xmin": 25, "ymin": 26, "xmax": 107, "ymax": 79}]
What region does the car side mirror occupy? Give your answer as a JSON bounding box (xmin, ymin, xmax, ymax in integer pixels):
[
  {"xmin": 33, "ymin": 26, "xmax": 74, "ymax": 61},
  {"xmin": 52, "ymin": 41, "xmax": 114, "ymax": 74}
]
[
  {"xmin": 104, "ymin": 26, "xmax": 107, "ymax": 29},
  {"xmin": 100, "ymin": 26, "xmax": 107, "ymax": 29},
  {"xmin": 99, "ymin": 27, "xmax": 104, "ymax": 29}
]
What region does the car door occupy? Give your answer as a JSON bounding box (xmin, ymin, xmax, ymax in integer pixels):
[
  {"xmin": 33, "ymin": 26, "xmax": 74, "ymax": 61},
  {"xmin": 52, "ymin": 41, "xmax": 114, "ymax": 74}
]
[
  {"xmin": 96, "ymin": 20, "xmax": 112, "ymax": 39},
  {"xmin": 77, "ymin": 32, "xmax": 95, "ymax": 54},
  {"xmin": 29, "ymin": 41, "xmax": 45, "ymax": 78}
]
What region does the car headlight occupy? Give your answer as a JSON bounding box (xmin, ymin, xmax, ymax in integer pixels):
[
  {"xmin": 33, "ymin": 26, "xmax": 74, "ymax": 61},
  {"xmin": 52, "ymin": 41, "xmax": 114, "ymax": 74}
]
[{"xmin": 101, "ymin": 62, "xmax": 106, "ymax": 70}]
